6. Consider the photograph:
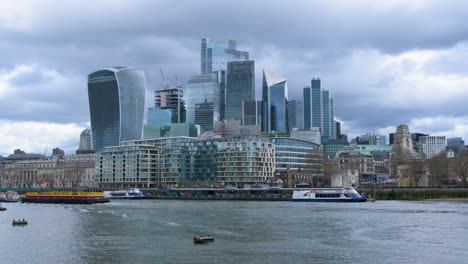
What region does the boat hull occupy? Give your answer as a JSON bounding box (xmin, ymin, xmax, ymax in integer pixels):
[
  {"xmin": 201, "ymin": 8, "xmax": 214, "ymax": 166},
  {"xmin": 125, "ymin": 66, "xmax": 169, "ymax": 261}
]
[
  {"xmin": 107, "ymin": 196, "xmax": 146, "ymax": 200},
  {"xmin": 22, "ymin": 191, "xmax": 110, "ymax": 204},
  {"xmin": 292, "ymin": 197, "xmax": 367, "ymax": 202},
  {"xmin": 21, "ymin": 197, "xmax": 110, "ymax": 204},
  {"xmin": 0, "ymin": 199, "xmax": 21, "ymax": 203}
]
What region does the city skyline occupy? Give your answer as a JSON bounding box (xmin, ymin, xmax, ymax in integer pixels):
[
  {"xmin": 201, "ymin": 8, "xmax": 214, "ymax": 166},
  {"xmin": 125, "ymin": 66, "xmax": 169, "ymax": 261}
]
[{"xmin": 1, "ymin": 1, "xmax": 468, "ymax": 155}]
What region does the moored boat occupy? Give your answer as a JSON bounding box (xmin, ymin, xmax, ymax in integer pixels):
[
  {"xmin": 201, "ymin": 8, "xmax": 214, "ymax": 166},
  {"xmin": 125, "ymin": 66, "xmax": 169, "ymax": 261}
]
[
  {"xmin": 292, "ymin": 187, "xmax": 367, "ymax": 202},
  {"xmin": 0, "ymin": 191, "xmax": 21, "ymax": 203},
  {"xmin": 103, "ymin": 188, "xmax": 145, "ymax": 199},
  {"xmin": 21, "ymin": 191, "xmax": 110, "ymax": 204}
]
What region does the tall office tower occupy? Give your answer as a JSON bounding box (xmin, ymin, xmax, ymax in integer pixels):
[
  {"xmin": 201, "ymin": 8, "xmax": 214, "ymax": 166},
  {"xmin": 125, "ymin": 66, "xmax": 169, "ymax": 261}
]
[
  {"xmin": 288, "ymin": 100, "xmax": 304, "ymax": 132},
  {"xmin": 242, "ymin": 100, "xmax": 262, "ymax": 126},
  {"xmin": 420, "ymin": 135, "xmax": 446, "ymax": 159},
  {"xmin": 262, "ymin": 69, "xmax": 288, "ymax": 134},
  {"xmin": 76, "ymin": 128, "xmax": 94, "ymax": 154},
  {"xmin": 336, "ymin": 121, "xmax": 341, "ymax": 137},
  {"xmin": 154, "ymin": 86, "xmax": 185, "ymax": 123},
  {"xmin": 303, "ymin": 78, "xmax": 336, "ymax": 140},
  {"xmin": 195, "ymin": 100, "xmax": 215, "ymax": 132},
  {"xmin": 88, "ymin": 67, "xmax": 145, "ymax": 152},
  {"xmin": 186, "ymin": 73, "xmax": 221, "ymax": 126},
  {"xmin": 201, "ymin": 38, "xmax": 249, "ymax": 74},
  {"xmin": 217, "ymin": 70, "xmax": 227, "ymax": 120},
  {"xmin": 303, "ymin": 86, "xmax": 311, "ymax": 129},
  {"xmin": 330, "ymin": 98, "xmax": 336, "ymax": 139},
  {"xmin": 225, "ymin": 61, "xmax": 255, "ymax": 121}
]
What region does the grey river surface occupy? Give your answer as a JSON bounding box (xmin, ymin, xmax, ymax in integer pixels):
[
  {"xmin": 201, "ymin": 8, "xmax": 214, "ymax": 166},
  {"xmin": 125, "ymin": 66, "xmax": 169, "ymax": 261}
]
[{"xmin": 1, "ymin": 200, "xmax": 468, "ymax": 264}]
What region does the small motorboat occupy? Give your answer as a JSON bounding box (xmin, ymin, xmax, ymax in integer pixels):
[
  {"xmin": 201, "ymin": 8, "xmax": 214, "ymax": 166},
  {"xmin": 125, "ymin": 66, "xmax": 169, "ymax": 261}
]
[
  {"xmin": 0, "ymin": 207, "xmax": 7, "ymax": 211},
  {"xmin": 193, "ymin": 236, "xmax": 215, "ymax": 244},
  {"xmin": 12, "ymin": 219, "xmax": 28, "ymax": 226}
]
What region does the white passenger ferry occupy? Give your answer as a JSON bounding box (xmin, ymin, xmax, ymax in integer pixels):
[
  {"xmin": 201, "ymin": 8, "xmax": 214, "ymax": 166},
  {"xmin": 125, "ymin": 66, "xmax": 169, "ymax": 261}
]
[
  {"xmin": 103, "ymin": 188, "xmax": 145, "ymax": 199},
  {"xmin": 292, "ymin": 187, "xmax": 367, "ymax": 202}
]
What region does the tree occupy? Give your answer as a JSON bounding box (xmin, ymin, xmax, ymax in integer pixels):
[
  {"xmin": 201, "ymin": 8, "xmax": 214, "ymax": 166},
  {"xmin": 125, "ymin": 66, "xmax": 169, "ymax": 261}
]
[
  {"xmin": 449, "ymin": 152, "xmax": 468, "ymax": 187},
  {"xmin": 391, "ymin": 147, "xmax": 427, "ymax": 187},
  {"xmin": 427, "ymin": 152, "xmax": 449, "ymax": 187}
]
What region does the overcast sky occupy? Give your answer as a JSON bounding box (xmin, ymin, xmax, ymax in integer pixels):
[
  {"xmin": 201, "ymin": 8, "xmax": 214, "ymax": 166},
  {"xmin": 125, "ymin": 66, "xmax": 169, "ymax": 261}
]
[{"xmin": 1, "ymin": 0, "xmax": 468, "ymax": 156}]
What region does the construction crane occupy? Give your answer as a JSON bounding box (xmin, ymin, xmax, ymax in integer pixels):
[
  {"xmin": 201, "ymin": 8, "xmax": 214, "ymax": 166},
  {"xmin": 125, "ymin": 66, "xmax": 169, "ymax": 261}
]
[
  {"xmin": 160, "ymin": 68, "xmax": 169, "ymax": 89},
  {"xmin": 43, "ymin": 144, "xmax": 48, "ymax": 157}
]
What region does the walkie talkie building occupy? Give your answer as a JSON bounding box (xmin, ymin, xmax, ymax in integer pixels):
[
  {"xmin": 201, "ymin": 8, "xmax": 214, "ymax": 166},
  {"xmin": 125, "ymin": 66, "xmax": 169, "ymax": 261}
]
[{"xmin": 88, "ymin": 66, "xmax": 146, "ymax": 152}]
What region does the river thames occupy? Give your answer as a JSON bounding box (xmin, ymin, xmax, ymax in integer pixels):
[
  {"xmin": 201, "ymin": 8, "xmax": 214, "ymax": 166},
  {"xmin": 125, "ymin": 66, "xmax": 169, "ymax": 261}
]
[{"xmin": 1, "ymin": 200, "xmax": 467, "ymax": 264}]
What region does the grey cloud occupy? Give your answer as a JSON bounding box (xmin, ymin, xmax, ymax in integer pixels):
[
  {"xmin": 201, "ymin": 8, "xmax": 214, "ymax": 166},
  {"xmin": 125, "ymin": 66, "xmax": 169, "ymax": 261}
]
[{"xmin": 1, "ymin": 0, "xmax": 468, "ymax": 149}]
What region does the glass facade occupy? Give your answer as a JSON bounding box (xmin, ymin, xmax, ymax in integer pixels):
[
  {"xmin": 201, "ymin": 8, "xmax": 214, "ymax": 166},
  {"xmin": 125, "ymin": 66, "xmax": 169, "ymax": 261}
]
[
  {"xmin": 88, "ymin": 67, "xmax": 145, "ymax": 152},
  {"xmin": 200, "ymin": 38, "xmax": 249, "ymax": 74},
  {"xmin": 322, "ymin": 90, "xmax": 330, "ymax": 140},
  {"xmin": 311, "ymin": 78, "xmax": 321, "ymax": 129},
  {"xmin": 262, "ymin": 69, "xmax": 288, "ymax": 134},
  {"xmin": 147, "ymin": 107, "xmax": 172, "ymax": 126},
  {"xmin": 303, "ymin": 86, "xmax": 311, "ymax": 129},
  {"xmin": 303, "ymin": 78, "xmax": 336, "ymax": 140},
  {"xmin": 288, "ymin": 100, "xmax": 304, "ymax": 132},
  {"xmin": 270, "ymin": 137, "xmax": 321, "ymax": 172},
  {"xmin": 195, "ymin": 101, "xmax": 215, "ymax": 132},
  {"xmin": 186, "ymin": 73, "xmax": 221, "ymax": 126},
  {"xmin": 225, "ymin": 61, "xmax": 255, "ymax": 121},
  {"xmin": 242, "ymin": 100, "xmax": 262, "ymax": 126}
]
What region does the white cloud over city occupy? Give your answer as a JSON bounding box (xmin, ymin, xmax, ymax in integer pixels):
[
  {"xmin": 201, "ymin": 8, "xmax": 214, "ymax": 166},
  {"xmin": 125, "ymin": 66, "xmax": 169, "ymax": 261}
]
[{"xmin": 1, "ymin": 0, "xmax": 468, "ymax": 156}]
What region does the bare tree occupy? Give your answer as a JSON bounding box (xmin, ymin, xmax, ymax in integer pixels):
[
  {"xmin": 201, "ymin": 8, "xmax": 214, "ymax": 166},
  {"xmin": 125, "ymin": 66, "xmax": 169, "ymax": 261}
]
[
  {"xmin": 391, "ymin": 147, "xmax": 427, "ymax": 187},
  {"xmin": 427, "ymin": 152, "xmax": 449, "ymax": 187},
  {"xmin": 449, "ymin": 152, "xmax": 468, "ymax": 187}
]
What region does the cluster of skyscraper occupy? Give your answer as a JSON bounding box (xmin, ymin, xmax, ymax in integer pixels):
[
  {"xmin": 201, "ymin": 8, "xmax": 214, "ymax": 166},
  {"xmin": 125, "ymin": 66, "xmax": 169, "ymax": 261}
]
[{"xmin": 86, "ymin": 38, "xmax": 340, "ymax": 154}]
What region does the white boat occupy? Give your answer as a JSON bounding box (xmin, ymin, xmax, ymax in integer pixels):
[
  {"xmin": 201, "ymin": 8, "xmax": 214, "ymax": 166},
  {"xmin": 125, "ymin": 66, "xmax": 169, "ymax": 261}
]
[
  {"xmin": 103, "ymin": 188, "xmax": 145, "ymax": 199},
  {"xmin": 0, "ymin": 191, "xmax": 21, "ymax": 203},
  {"xmin": 292, "ymin": 187, "xmax": 367, "ymax": 202}
]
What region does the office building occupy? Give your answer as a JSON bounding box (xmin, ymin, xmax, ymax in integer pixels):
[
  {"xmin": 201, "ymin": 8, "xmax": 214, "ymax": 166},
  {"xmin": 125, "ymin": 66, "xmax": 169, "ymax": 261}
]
[
  {"xmin": 242, "ymin": 100, "xmax": 262, "ymax": 126},
  {"xmin": 262, "ymin": 69, "xmax": 288, "ymax": 134},
  {"xmin": 147, "ymin": 107, "xmax": 172, "ymax": 126},
  {"xmin": 303, "ymin": 78, "xmax": 336, "ymax": 140},
  {"xmin": 88, "ymin": 66, "xmax": 145, "ymax": 152},
  {"xmin": 420, "ymin": 135, "xmax": 446, "ymax": 159},
  {"xmin": 201, "ymin": 38, "xmax": 249, "ymax": 74},
  {"xmin": 447, "ymin": 137, "xmax": 464, "ymax": 147},
  {"xmin": 186, "ymin": 73, "xmax": 222, "ymax": 126},
  {"xmin": 154, "ymin": 87, "xmax": 185, "ymax": 123},
  {"xmin": 195, "ymin": 100, "xmax": 215, "ymax": 132},
  {"xmin": 290, "ymin": 128, "xmax": 321, "ymax": 145},
  {"xmin": 225, "ymin": 60, "xmax": 255, "ymax": 121},
  {"xmin": 143, "ymin": 123, "xmax": 200, "ymax": 139},
  {"xmin": 288, "ymin": 100, "xmax": 304, "ymax": 132}
]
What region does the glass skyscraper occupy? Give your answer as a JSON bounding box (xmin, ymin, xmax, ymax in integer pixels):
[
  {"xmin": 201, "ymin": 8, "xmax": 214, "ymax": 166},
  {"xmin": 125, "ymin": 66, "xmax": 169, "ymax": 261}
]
[
  {"xmin": 225, "ymin": 60, "xmax": 255, "ymax": 121},
  {"xmin": 195, "ymin": 100, "xmax": 215, "ymax": 132},
  {"xmin": 242, "ymin": 100, "xmax": 262, "ymax": 126},
  {"xmin": 262, "ymin": 69, "xmax": 288, "ymax": 134},
  {"xmin": 88, "ymin": 67, "xmax": 145, "ymax": 152},
  {"xmin": 303, "ymin": 78, "xmax": 336, "ymax": 140},
  {"xmin": 303, "ymin": 86, "xmax": 311, "ymax": 129},
  {"xmin": 186, "ymin": 73, "xmax": 221, "ymax": 127},
  {"xmin": 200, "ymin": 38, "xmax": 249, "ymax": 74},
  {"xmin": 288, "ymin": 100, "xmax": 304, "ymax": 132}
]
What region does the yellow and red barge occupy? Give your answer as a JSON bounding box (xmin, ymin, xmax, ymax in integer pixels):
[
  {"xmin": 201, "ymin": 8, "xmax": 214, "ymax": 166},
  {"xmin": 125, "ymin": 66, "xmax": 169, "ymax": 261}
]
[{"xmin": 21, "ymin": 191, "xmax": 110, "ymax": 204}]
